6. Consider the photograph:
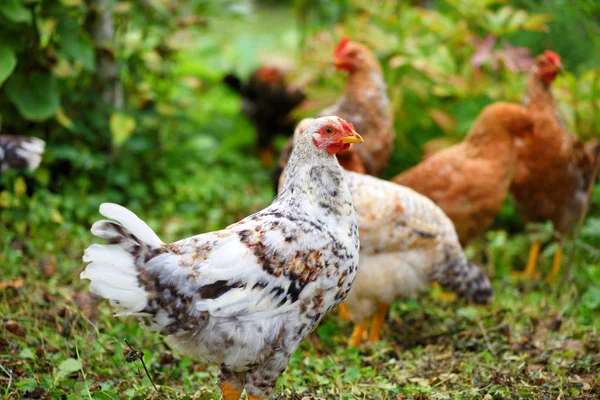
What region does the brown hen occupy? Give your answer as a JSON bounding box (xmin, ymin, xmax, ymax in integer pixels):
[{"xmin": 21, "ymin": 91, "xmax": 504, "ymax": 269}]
[
  {"xmin": 392, "ymin": 102, "xmax": 534, "ymax": 245},
  {"xmin": 272, "ymin": 37, "xmax": 393, "ymax": 192},
  {"xmin": 511, "ymin": 51, "xmax": 600, "ymax": 279}
]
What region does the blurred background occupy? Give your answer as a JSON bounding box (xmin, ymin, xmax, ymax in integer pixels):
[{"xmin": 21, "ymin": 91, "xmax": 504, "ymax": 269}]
[
  {"xmin": 3, "ymin": 0, "xmax": 600, "ymax": 291},
  {"xmin": 1, "ymin": 0, "xmax": 599, "ymax": 398}
]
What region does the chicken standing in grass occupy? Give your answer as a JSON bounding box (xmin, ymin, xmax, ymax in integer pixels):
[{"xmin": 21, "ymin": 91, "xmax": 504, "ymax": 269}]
[
  {"xmin": 392, "ymin": 103, "xmax": 534, "ymax": 245},
  {"xmin": 273, "ymin": 37, "xmax": 394, "ymax": 191},
  {"xmin": 0, "ymin": 135, "xmax": 45, "ymax": 172},
  {"xmin": 81, "ymin": 116, "xmax": 363, "ymax": 400},
  {"xmin": 283, "ymin": 119, "xmax": 492, "ymax": 347},
  {"xmin": 511, "ymin": 51, "xmax": 600, "ymax": 279}
]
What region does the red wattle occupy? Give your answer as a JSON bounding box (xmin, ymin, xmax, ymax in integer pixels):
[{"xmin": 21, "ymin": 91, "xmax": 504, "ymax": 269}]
[{"xmin": 326, "ymin": 142, "xmax": 351, "ymax": 154}]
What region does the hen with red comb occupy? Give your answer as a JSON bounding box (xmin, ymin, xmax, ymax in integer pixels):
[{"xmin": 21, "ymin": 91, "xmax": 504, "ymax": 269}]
[
  {"xmin": 511, "ymin": 51, "xmax": 600, "ymax": 280},
  {"xmin": 81, "ymin": 116, "xmax": 362, "ymax": 400},
  {"xmin": 273, "ymin": 37, "xmax": 394, "ymax": 192}
]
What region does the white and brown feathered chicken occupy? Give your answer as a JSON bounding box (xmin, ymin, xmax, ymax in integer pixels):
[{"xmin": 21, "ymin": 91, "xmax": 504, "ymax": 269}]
[
  {"xmin": 81, "ymin": 116, "xmax": 363, "ymax": 400},
  {"xmin": 282, "ymin": 119, "xmax": 492, "ymax": 347},
  {"xmin": 0, "ymin": 135, "xmax": 45, "ymax": 172},
  {"xmin": 343, "ymin": 171, "xmax": 493, "ymax": 346}
]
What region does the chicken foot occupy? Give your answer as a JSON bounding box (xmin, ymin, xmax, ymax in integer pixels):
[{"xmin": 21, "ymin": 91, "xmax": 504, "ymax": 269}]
[
  {"xmin": 349, "ymin": 320, "xmax": 369, "ymax": 347},
  {"xmin": 337, "ymin": 302, "xmax": 351, "ymax": 321},
  {"xmin": 368, "ymin": 303, "xmax": 390, "ymax": 343},
  {"xmin": 546, "ymin": 247, "xmax": 563, "ymax": 283},
  {"xmin": 221, "ymin": 382, "xmax": 242, "ymax": 400},
  {"xmin": 431, "ymin": 282, "xmax": 457, "ymax": 302},
  {"xmin": 513, "ymin": 239, "xmax": 542, "ymax": 280}
]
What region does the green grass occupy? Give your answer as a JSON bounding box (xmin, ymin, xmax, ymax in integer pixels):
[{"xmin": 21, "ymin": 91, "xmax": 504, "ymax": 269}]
[{"xmin": 1, "ymin": 225, "xmax": 599, "ymax": 399}]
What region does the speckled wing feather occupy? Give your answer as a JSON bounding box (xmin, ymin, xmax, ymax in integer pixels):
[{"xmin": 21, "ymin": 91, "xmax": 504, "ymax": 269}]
[
  {"xmin": 345, "ymin": 171, "xmax": 456, "ymax": 253},
  {"xmin": 344, "ymin": 171, "xmax": 492, "ymax": 307},
  {"xmin": 83, "ymin": 199, "xmax": 355, "ymax": 337}
]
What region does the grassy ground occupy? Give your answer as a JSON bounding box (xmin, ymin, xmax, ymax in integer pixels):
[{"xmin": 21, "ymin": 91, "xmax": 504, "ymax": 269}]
[{"xmin": 1, "ymin": 226, "xmax": 599, "ymax": 399}]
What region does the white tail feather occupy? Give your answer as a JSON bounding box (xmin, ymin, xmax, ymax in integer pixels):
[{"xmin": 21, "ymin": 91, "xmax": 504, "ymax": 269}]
[
  {"xmin": 16, "ymin": 138, "xmax": 45, "ymax": 171},
  {"xmin": 81, "ymin": 244, "xmax": 149, "ymax": 312},
  {"xmin": 96, "ymin": 203, "xmax": 163, "ymax": 248}
]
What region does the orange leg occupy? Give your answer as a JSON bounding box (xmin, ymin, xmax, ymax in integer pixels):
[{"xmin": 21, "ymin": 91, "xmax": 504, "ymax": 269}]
[
  {"xmin": 547, "ymin": 246, "xmax": 563, "ymax": 283},
  {"xmin": 248, "ymin": 396, "xmax": 265, "ymax": 400},
  {"xmin": 368, "ymin": 303, "xmax": 389, "ymax": 343},
  {"xmin": 431, "ymin": 281, "xmax": 456, "ymax": 302},
  {"xmin": 523, "ymin": 240, "xmax": 541, "ymax": 279},
  {"xmin": 348, "ymin": 320, "xmax": 369, "ymax": 347},
  {"xmin": 338, "ymin": 302, "xmax": 351, "ymax": 321},
  {"xmin": 221, "ymin": 382, "xmax": 242, "ymax": 400}
]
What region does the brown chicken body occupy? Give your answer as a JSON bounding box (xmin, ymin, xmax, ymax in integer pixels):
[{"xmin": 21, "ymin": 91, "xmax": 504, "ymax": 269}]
[
  {"xmin": 272, "ymin": 38, "xmax": 393, "ymax": 192},
  {"xmin": 393, "ymin": 103, "xmax": 534, "ymax": 245},
  {"xmin": 511, "ymin": 51, "xmax": 600, "ymax": 278}
]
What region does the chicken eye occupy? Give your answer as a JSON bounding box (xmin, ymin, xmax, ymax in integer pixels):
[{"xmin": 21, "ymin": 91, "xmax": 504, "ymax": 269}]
[{"xmin": 325, "ymin": 127, "xmax": 334, "ymax": 135}]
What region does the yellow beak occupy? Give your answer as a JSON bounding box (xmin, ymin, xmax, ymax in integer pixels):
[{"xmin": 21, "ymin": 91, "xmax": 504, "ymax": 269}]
[{"xmin": 340, "ymin": 132, "xmax": 364, "ymax": 144}]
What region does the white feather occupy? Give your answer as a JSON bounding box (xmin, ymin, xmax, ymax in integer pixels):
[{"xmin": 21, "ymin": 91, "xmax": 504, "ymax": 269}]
[
  {"xmin": 98, "ymin": 203, "xmax": 163, "ymax": 248},
  {"xmin": 81, "ymin": 244, "xmax": 148, "ymax": 312}
]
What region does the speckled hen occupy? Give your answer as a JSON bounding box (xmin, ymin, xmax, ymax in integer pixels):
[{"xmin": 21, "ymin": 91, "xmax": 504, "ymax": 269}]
[
  {"xmin": 81, "ymin": 117, "xmax": 362, "ymax": 400},
  {"xmin": 343, "ymin": 171, "xmax": 492, "ymax": 346},
  {"xmin": 282, "ymin": 119, "xmax": 492, "ymax": 347}
]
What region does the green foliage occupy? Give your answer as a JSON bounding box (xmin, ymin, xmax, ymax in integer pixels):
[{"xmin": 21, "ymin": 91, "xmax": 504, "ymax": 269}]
[
  {"xmin": 293, "ymin": 0, "xmax": 599, "ymax": 171},
  {"xmin": 0, "ymin": 0, "xmax": 271, "ymax": 240}
]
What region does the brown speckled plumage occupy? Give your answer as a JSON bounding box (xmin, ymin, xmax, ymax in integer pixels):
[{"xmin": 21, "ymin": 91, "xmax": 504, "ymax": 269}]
[{"xmin": 343, "ymin": 171, "xmax": 492, "ymax": 325}]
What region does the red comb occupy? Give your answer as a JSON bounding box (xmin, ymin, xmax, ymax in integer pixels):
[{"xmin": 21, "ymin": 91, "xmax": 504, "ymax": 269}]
[
  {"xmin": 256, "ymin": 66, "xmax": 282, "ymax": 83},
  {"xmin": 334, "ymin": 36, "xmax": 350, "ymax": 58},
  {"xmin": 338, "ymin": 117, "xmax": 355, "ymax": 133},
  {"xmin": 544, "ymin": 50, "xmax": 561, "ymax": 65}
]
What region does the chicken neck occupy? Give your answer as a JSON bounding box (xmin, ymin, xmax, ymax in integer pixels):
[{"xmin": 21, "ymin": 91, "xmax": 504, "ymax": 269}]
[
  {"xmin": 524, "ymin": 72, "xmax": 556, "ymax": 112},
  {"xmin": 343, "ymin": 68, "xmax": 386, "ymax": 101},
  {"xmin": 276, "ymin": 134, "xmax": 354, "ymax": 221}
]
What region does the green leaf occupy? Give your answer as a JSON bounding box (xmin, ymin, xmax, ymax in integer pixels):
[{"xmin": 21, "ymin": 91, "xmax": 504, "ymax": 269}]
[
  {"xmin": 110, "ymin": 113, "xmax": 136, "ymax": 147},
  {"xmin": 19, "ymin": 348, "xmax": 35, "ymax": 359},
  {"xmin": 581, "ymin": 287, "xmax": 600, "ymax": 310},
  {"xmin": 0, "ymin": 0, "xmax": 31, "ymax": 23},
  {"xmin": 14, "ymin": 176, "xmax": 27, "ymax": 197},
  {"xmin": 522, "ymin": 14, "xmax": 552, "ymax": 32},
  {"xmin": 58, "ymin": 358, "xmax": 82, "ymax": 373},
  {"xmin": 57, "ymin": 19, "xmax": 95, "ymax": 70},
  {"xmin": 5, "ymin": 72, "xmax": 60, "ymax": 121},
  {"xmin": 0, "ymin": 44, "xmax": 17, "ymax": 86},
  {"xmin": 54, "ymin": 358, "xmax": 82, "ymax": 382},
  {"xmin": 343, "ymin": 366, "xmax": 361, "ymax": 382}
]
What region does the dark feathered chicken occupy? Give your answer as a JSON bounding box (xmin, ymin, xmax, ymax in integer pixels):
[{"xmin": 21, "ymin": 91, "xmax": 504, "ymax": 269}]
[
  {"xmin": 223, "ymin": 66, "xmax": 306, "ymax": 167},
  {"xmin": 0, "ymin": 135, "xmax": 45, "ymax": 172}
]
